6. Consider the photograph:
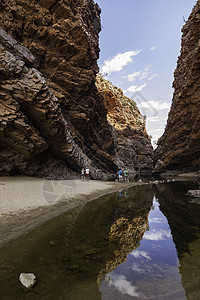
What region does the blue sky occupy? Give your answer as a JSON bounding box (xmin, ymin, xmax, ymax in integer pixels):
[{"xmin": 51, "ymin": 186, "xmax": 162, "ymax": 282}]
[{"xmin": 95, "ymin": 0, "xmax": 196, "ymax": 145}]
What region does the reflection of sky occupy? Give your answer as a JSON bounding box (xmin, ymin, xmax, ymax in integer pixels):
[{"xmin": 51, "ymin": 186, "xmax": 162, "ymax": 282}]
[
  {"xmin": 131, "ymin": 250, "xmax": 151, "ymax": 260},
  {"xmin": 100, "ymin": 197, "xmax": 186, "ymax": 299},
  {"xmin": 104, "ymin": 274, "xmax": 140, "ymax": 298},
  {"xmin": 143, "ymin": 228, "xmax": 172, "ymax": 241}
]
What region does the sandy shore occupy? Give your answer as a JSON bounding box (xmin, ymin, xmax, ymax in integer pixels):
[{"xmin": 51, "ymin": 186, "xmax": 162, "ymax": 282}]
[{"xmin": 0, "ymin": 176, "xmax": 139, "ymax": 247}]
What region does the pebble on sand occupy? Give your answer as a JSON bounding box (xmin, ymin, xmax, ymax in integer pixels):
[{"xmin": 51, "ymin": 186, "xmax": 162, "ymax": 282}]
[{"xmin": 19, "ymin": 273, "xmax": 36, "ymax": 289}]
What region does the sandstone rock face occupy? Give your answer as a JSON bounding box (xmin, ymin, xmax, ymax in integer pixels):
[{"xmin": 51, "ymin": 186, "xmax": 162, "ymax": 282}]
[
  {"xmin": 96, "ymin": 74, "xmax": 153, "ymax": 173},
  {"xmin": 0, "ymin": 0, "xmax": 116, "ymax": 178},
  {"xmin": 0, "ymin": 0, "xmax": 153, "ymax": 178},
  {"xmin": 155, "ymin": 1, "xmax": 200, "ymax": 173}
]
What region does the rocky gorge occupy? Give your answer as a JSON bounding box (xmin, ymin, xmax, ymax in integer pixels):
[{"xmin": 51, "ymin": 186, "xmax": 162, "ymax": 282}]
[
  {"xmin": 154, "ymin": 0, "xmax": 200, "ymax": 174},
  {"xmin": 0, "ymin": 0, "xmax": 153, "ymax": 179}
]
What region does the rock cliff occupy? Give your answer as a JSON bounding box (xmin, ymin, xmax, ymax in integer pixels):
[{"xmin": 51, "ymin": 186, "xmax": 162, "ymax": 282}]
[
  {"xmin": 0, "ymin": 0, "xmax": 153, "ymax": 178},
  {"xmin": 96, "ymin": 74, "xmax": 153, "ymax": 173},
  {"xmin": 0, "ymin": 0, "xmax": 116, "ymax": 178},
  {"xmin": 154, "ymin": 0, "xmax": 200, "ymax": 173}
]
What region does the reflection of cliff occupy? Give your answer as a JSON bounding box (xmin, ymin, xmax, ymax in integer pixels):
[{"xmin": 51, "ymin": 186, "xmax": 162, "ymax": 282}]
[
  {"xmin": 179, "ymin": 237, "xmax": 200, "ymax": 300},
  {"xmin": 97, "ymin": 185, "xmax": 153, "ymax": 284},
  {"xmin": 62, "ymin": 185, "xmax": 153, "ymax": 289},
  {"xmin": 0, "ymin": 185, "xmax": 153, "ymax": 299},
  {"xmin": 97, "ymin": 216, "xmax": 149, "ymax": 285},
  {"xmin": 155, "ymin": 182, "xmax": 200, "ymax": 257},
  {"xmin": 155, "ymin": 183, "xmax": 200, "ymax": 299}
]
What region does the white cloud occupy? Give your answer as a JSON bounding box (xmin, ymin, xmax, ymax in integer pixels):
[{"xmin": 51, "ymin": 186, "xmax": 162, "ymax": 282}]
[
  {"xmin": 144, "ymin": 65, "xmax": 151, "ymax": 72},
  {"xmin": 147, "ymin": 116, "xmax": 161, "ymax": 122},
  {"xmin": 137, "ymin": 100, "xmax": 171, "ymax": 112},
  {"xmin": 131, "ymin": 250, "xmax": 151, "ymax": 260},
  {"xmin": 149, "ymin": 128, "xmax": 165, "ymax": 134},
  {"xmin": 150, "ymin": 46, "xmax": 157, "ymax": 51},
  {"xmin": 106, "ymin": 274, "xmax": 140, "ymax": 298},
  {"xmin": 139, "ymin": 72, "xmax": 148, "ymax": 80},
  {"xmin": 126, "ymin": 66, "xmax": 157, "ymax": 85},
  {"xmin": 127, "ymin": 71, "xmax": 141, "ymax": 82},
  {"xmin": 127, "ymin": 65, "xmax": 152, "ymax": 82},
  {"xmin": 149, "ymin": 217, "xmax": 163, "ymax": 224},
  {"xmin": 127, "ymin": 83, "xmax": 146, "ymax": 93},
  {"xmin": 148, "ymin": 73, "xmax": 158, "ymax": 81},
  {"xmin": 132, "ymin": 263, "xmax": 145, "ymax": 273},
  {"xmin": 148, "ymin": 128, "xmax": 165, "ymax": 146},
  {"xmin": 101, "ymin": 50, "xmax": 142, "ymax": 76},
  {"xmin": 143, "ymin": 229, "xmax": 171, "ymax": 240}
]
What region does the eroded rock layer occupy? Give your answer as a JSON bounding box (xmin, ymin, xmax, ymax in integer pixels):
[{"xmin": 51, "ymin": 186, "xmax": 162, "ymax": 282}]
[
  {"xmin": 0, "ymin": 0, "xmax": 116, "ymax": 178},
  {"xmin": 96, "ymin": 74, "xmax": 153, "ymax": 173},
  {"xmin": 155, "ymin": 1, "xmax": 200, "ymax": 173},
  {"xmin": 0, "ymin": 0, "xmax": 153, "ymax": 178}
]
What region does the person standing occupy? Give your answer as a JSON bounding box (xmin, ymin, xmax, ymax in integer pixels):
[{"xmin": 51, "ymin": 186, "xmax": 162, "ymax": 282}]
[
  {"xmin": 124, "ymin": 168, "xmax": 129, "ymax": 182},
  {"xmin": 118, "ymin": 169, "xmax": 123, "ymax": 182},
  {"xmin": 81, "ymin": 168, "xmax": 85, "ymax": 180},
  {"xmin": 85, "ymin": 168, "xmax": 90, "ymax": 180}
]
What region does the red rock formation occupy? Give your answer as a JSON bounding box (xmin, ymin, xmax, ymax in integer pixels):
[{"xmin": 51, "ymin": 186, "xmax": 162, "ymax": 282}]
[
  {"xmin": 0, "ymin": 0, "xmax": 117, "ymax": 178},
  {"xmin": 96, "ymin": 74, "xmax": 153, "ymax": 173},
  {"xmin": 0, "ymin": 0, "xmax": 153, "ymax": 178},
  {"xmin": 155, "ymin": 0, "xmax": 200, "ymax": 173}
]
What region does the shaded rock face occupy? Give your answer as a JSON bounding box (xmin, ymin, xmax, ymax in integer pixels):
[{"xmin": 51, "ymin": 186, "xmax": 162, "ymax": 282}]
[
  {"xmin": 96, "ymin": 74, "xmax": 153, "ymax": 173},
  {"xmin": 0, "ymin": 0, "xmax": 117, "ymax": 178},
  {"xmin": 155, "ymin": 182, "xmax": 200, "ymax": 258},
  {"xmin": 155, "ymin": 182, "xmax": 200, "ymax": 300},
  {"xmin": 155, "ymin": 1, "xmax": 200, "ymax": 173}
]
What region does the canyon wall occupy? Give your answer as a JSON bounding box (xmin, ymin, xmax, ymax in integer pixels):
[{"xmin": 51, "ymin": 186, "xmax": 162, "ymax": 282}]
[
  {"xmin": 0, "ymin": 0, "xmax": 117, "ymax": 178},
  {"xmin": 154, "ymin": 0, "xmax": 200, "ymax": 174},
  {"xmin": 0, "ymin": 0, "xmax": 153, "ymax": 178},
  {"xmin": 96, "ymin": 74, "xmax": 153, "ymax": 173}
]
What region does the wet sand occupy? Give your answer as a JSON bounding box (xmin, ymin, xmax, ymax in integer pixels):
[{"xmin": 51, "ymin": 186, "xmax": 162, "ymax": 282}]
[{"xmin": 0, "ymin": 176, "xmax": 139, "ymax": 247}]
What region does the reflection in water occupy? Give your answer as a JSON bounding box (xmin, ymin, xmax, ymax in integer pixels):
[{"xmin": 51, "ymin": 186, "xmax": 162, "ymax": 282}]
[
  {"xmin": 1, "ymin": 182, "xmax": 200, "ymax": 299},
  {"xmin": 97, "ymin": 187, "xmax": 152, "ymax": 284},
  {"xmin": 156, "ymin": 181, "xmax": 200, "ymax": 300},
  {"xmin": 0, "ymin": 185, "xmax": 153, "ymax": 300},
  {"xmin": 100, "ymin": 197, "xmax": 186, "ymax": 299}
]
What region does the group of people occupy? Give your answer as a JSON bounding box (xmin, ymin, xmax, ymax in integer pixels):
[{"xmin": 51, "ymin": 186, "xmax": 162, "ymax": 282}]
[
  {"xmin": 81, "ymin": 168, "xmax": 90, "ymax": 180},
  {"xmin": 118, "ymin": 168, "xmax": 129, "ymax": 182},
  {"xmin": 81, "ymin": 167, "xmax": 129, "ymax": 182}
]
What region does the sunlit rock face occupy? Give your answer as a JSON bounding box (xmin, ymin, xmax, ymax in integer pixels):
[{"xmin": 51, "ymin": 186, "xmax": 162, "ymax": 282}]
[
  {"xmin": 154, "ymin": 0, "xmax": 200, "ymax": 173},
  {"xmin": 97, "ymin": 185, "xmax": 153, "ymax": 284},
  {"xmin": 96, "ymin": 74, "xmax": 154, "ymax": 173},
  {"xmin": 0, "ymin": 0, "xmax": 117, "ymax": 178}
]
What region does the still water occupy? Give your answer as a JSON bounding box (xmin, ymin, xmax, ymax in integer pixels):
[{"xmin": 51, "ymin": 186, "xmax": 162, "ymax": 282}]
[{"xmin": 0, "ymin": 181, "xmax": 200, "ymax": 299}]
